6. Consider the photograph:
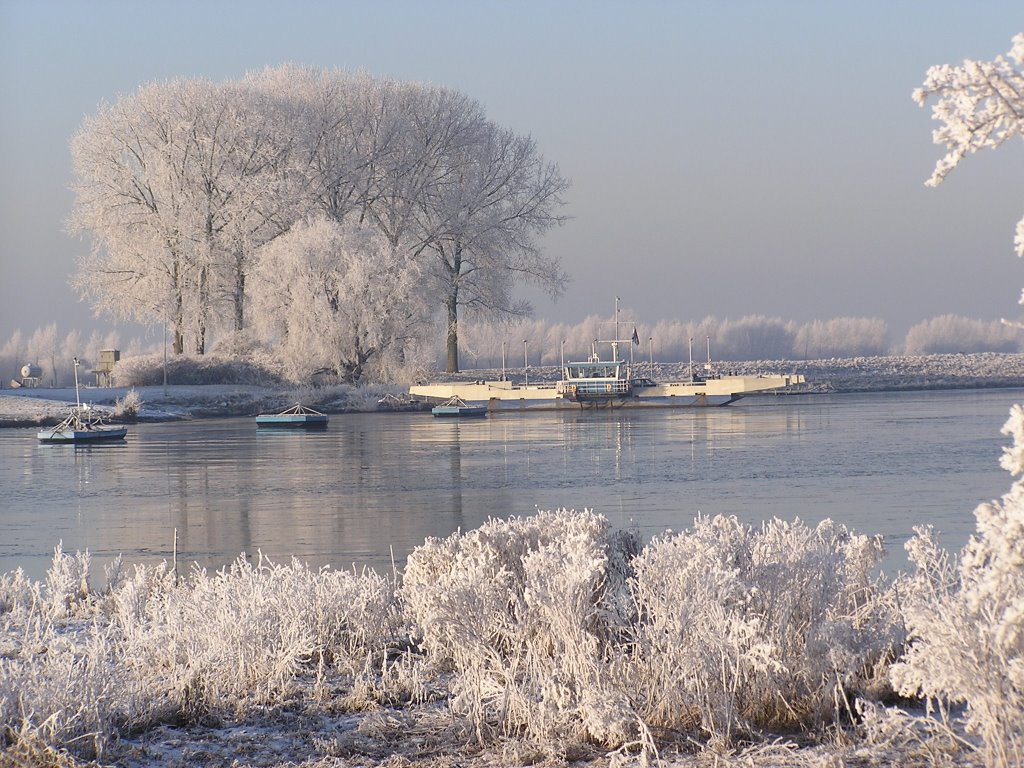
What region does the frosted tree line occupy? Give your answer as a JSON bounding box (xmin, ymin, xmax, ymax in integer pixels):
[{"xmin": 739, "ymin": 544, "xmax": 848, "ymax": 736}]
[
  {"xmin": 68, "ymin": 66, "xmax": 569, "ymax": 380},
  {"xmin": 3, "ymin": 310, "xmax": 1023, "ymax": 387}
]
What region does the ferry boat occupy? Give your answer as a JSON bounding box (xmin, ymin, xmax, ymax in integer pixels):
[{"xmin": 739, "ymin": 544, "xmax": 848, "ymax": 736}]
[{"xmin": 410, "ymin": 303, "xmax": 805, "ymax": 412}]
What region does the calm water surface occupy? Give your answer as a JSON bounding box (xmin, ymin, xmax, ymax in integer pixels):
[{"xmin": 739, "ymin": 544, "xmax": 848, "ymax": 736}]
[{"xmin": 1, "ymin": 389, "xmax": 1018, "ymax": 581}]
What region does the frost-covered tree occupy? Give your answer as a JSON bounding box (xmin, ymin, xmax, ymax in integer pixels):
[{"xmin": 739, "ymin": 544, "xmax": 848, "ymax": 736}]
[
  {"xmin": 70, "ymin": 79, "xmax": 212, "ymax": 354},
  {"xmin": 904, "ymin": 314, "xmax": 1021, "ymax": 355},
  {"xmin": 914, "ymin": 33, "xmax": 1024, "ymax": 258},
  {"xmin": 794, "ymin": 317, "xmax": 889, "ymax": 359},
  {"xmin": 71, "ymin": 69, "xmax": 568, "ymax": 368},
  {"xmin": 188, "ymin": 79, "xmax": 300, "ymax": 340},
  {"xmin": 418, "ymin": 119, "xmax": 570, "ymax": 373},
  {"xmin": 70, "ymin": 77, "xmax": 299, "ymax": 354},
  {"xmin": 249, "ymin": 217, "xmax": 429, "ymax": 383}
]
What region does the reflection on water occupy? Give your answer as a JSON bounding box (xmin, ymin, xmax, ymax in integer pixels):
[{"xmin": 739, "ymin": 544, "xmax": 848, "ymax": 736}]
[{"xmin": 0, "ymin": 389, "xmax": 1017, "ymax": 581}]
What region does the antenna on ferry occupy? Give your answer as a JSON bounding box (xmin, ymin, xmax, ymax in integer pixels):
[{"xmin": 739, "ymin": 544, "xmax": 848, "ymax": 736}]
[
  {"xmin": 613, "ymin": 296, "xmax": 620, "ymax": 364},
  {"xmin": 501, "ymin": 341, "xmax": 506, "ymax": 381},
  {"xmin": 688, "ymin": 337, "xmax": 694, "ymax": 381}
]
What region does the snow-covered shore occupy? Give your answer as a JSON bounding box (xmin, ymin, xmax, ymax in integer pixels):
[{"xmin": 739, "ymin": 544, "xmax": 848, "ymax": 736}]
[
  {"xmin": 0, "ymin": 382, "xmax": 409, "ymax": 427},
  {"xmin": 3, "ymin": 352, "xmax": 1023, "ymax": 427}
]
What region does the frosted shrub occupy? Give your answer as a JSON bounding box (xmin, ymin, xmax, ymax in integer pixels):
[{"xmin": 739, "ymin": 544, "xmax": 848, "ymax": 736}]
[
  {"xmin": 630, "ymin": 515, "xmax": 894, "ymax": 745},
  {"xmin": 112, "ymin": 352, "xmax": 284, "ymax": 387},
  {"xmin": 0, "ymin": 551, "xmax": 403, "ymax": 762},
  {"xmin": 43, "ymin": 543, "xmax": 93, "ymax": 620},
  {"xmin": 115, "ymin": 554, "xmax": 401, "ymax": 720},
  {"xmin": 0, "ymin": 568, "xmax": 39, "ymax": 617},
  {"xmin": 112, "ymin": 387, "xmax": 142, "ymax": 419},
  {"xmin": 890, "ymin": 404, "xmax": 1024, "ymax": 768},
  {"xmin": 401, "ymin": 509, "xmax": 643, "ymax": 750},
  {"xmin": 0, "ymin": 622, "xmax": 129, "ymax": 762}
]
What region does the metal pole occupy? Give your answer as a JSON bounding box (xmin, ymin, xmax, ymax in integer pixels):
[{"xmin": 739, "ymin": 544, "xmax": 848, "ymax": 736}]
[
  {"xmin": 163, "ymin": 315, "xmax": 168, "ymax": 396},
  {"xmin": 523, "ymin": 340, "xmax": 528, "ymax": 386},
  {"xmin": 560, "ymin": 339, "xmax": 565, "ymax": 373},
  {"xmin": 501, "ymin": 341, "xmax": 506, "ymax": 381},
  {"xmin": 688, "ymin": 337, "xmax": 693, "ymax": 381},
  {"xmin": 73, "ymin": 357, "xmax": 81, "ymax": 409},
  {"xmin": 649, "ymin": 337, "xmax": 653, "ymax": 378}
]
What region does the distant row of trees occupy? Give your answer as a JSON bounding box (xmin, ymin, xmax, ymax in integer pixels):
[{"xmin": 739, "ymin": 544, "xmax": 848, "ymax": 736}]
[
  {"xmin": 456, "ymin": 312, "xmax": 1021, "ymax": 368},
  {"xmin": 69, "ymin": 66, "xmax": 568, "ymax": 379},
  {"xmin": 4, "ymin": 313, "xmax": 1022, "ymax": 387}
]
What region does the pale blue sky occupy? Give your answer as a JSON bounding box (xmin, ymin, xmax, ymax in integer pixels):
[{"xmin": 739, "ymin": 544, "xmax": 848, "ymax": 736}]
[{"xmin": 1, "ymin": 0, "xmax": 1022, "ymax": 345}]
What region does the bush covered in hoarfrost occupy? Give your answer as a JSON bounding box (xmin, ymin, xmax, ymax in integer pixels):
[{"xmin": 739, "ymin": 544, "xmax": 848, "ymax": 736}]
[
  {"xmin": 0, "ymin": 549, "xmax": 401, "ymax": 763},
  {"xmin": 400, "ymin": 509, "xmax": 900, "ymax": 756},
  {"xmin": 887, "ymin": 404, "xmax": 1024, "ymax": 768},
  {"xmin": 401, "ymin": 509, "xmax": 644, "ymax": 750},
  {"xmin": 112, "ymin": 351, "xmax": 286, "ymax": 387},
  {"xmin": 630, "ymin": 516, "xmax": 897, "ymax": 745}
]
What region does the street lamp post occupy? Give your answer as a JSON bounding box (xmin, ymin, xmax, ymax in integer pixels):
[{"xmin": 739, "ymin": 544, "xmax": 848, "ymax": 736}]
[
  {"xmin": 162, "ymin": 317, "xmax": 168, "ymax": 396},
  {"xmin": 523, "ymin": 339, "xmax": 529, "ymax": 386}
]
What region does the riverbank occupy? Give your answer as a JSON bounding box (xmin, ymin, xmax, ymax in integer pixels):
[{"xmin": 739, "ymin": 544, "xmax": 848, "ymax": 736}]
[
  {"xmin": 3, "ymin": 352, "xmax": 1024, "ymax": 427},
  {"xmin": 0, "ymin": 382, "xmax": 410, "ymax": 427}
]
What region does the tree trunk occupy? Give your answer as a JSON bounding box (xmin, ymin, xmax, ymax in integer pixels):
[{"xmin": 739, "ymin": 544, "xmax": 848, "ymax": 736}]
[
  {"xmin": 445, "ymin": 243, "xmax": 462, "ymax": 373},
  {"xmin": 195, "ymin": 265, "xmax": 208, "ymax": 355},
  {"xmin": 233, "ymin": 254, "xmax": 245, "ymax": 332},
  {"xmin": 445, "ymin": 292, "xmax": 459, "ymax": 373},
  {"xmin": 172, "ymin": 262, "xmax": 185, "ymax": 355}
]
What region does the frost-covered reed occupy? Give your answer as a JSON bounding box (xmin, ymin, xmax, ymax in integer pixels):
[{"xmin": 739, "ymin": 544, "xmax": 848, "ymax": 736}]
[{"xmin": 0, "ymin": 550, "xmax": 401, "ymax": 763}]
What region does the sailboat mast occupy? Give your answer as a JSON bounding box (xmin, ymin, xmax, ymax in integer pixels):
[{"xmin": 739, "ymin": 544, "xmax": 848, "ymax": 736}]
[{"xmin": 73, "ymin": 357, "xmax": 81, "ymax": 409}]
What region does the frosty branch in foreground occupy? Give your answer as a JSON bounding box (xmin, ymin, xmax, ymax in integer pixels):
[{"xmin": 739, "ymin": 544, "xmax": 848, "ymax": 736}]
[{"xmin": 914, "ymin": 33, "xmax": 1024, "ymax": 257}]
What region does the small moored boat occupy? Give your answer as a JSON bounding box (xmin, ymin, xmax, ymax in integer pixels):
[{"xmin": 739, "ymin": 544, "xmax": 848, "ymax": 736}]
[
  {"xmin": 38, "ymin": 358, "xmax": 127, "ymax": 443},
  {"xmin": 38, "ymin": 407, "xmax": 128, "ymax": 443},
  {"xmin": 255, "ymin": 403, "xmax": 328, "ymax": 429},
  {"xmin": 432, "ymin": 396, "xmax": 487, "ymax": 418}
]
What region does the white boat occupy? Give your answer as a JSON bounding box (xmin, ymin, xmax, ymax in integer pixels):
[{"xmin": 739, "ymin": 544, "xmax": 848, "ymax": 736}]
[
  {"xmin": 411, "ymin": 301, "xmax": 805, "ymax": 412},
  {"xmin": 37, "ymin": 358, "xmax": 128, "ymax": 443}
]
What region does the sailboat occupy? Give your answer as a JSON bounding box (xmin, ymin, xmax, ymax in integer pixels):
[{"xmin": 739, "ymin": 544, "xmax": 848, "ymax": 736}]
[{"xmin": 37, "ymin": 358, "xmax": 128, "ymax": 443}]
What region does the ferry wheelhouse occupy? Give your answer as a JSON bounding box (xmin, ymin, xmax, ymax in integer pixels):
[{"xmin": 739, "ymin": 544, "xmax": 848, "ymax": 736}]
[{"xmin": 558, "ymin": 351, "xmax": 633, "ymax": 404}]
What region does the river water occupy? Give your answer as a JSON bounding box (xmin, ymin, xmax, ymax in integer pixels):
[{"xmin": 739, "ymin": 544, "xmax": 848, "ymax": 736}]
[{"xmin": 1, "ymin": 388, "xmax": 1019, "ymax": 582}]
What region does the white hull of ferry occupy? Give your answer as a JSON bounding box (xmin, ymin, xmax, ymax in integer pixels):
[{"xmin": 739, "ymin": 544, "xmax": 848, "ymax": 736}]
[{"xmin": 409, "ymin": 374, "xmax": 805, "ymax": 412}]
